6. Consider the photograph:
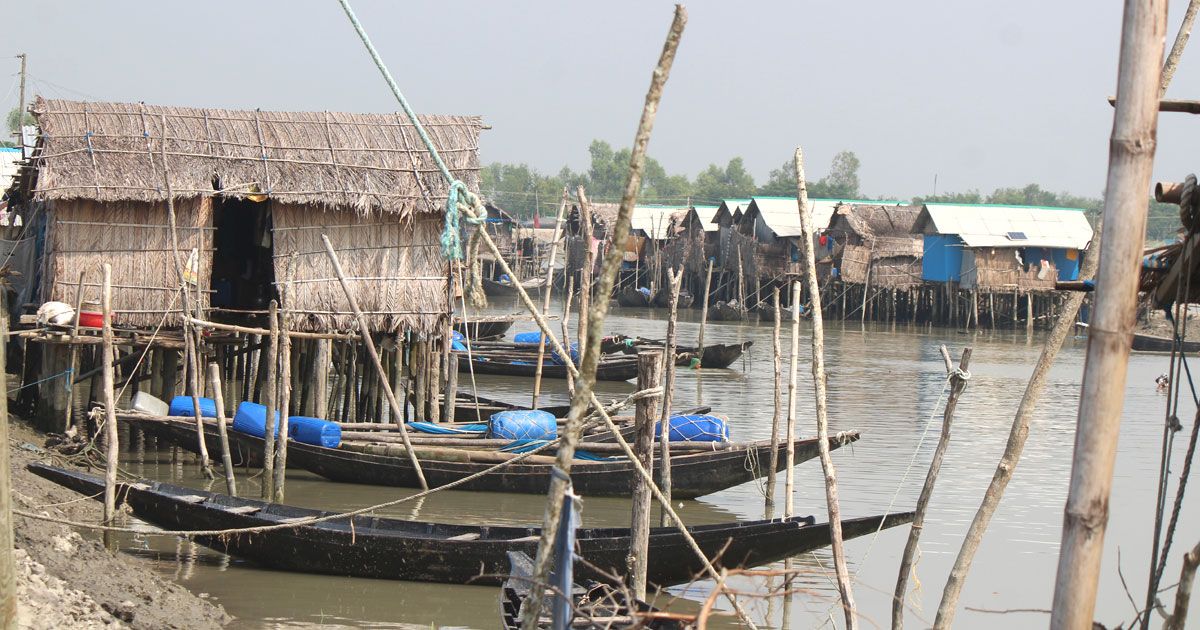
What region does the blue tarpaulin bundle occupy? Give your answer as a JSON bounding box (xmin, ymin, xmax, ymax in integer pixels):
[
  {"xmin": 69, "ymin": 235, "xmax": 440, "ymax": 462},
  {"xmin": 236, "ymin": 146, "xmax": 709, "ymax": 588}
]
[
  {"xmin": 488, "ymin": 410, "xmax": 557, "ymax": 441},
  {"xmin": 655, "ymin": 414, "xmax": 730, "ymax": 442},
  {"xmin": 407, "ymin": 421, "xmax": 487, "ymax": 435},
  {"xmin": 168, "ymin": 395, "xmax": 218, "ymax": 418},
  {"xmin": 513, "ymin": 331, "xmax": 544, "ymax": 344}
]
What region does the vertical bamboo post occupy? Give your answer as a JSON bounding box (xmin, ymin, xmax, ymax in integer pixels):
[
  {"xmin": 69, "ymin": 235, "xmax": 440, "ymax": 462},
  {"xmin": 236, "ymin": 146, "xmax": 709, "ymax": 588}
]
[
  {"xmin": 1051, "ymin": 0, "xmax": 1165, "ymax": 625},
  {"xmin": 272, "ymin": 308, "xmax": 292, "ymax": 503},
  {"xmin": 63, "ymin": 271, "xmax": 86, "ymax": 432},
  {"xmin": 628, "ymin": 349, "xmax": 663, "ymax": 600},
  {"xmin": 101, "ymin": 265, "xmax": 119, "ymax": 526},
  {"xmin": 0, "ymin": 288, "xmax": 13, "ymax": 626},
  {"xmin": 561, "ymin": 276, "xmax": 575, "ymax": 397},
  {"xmin": 206, "ymin": 363, "xmax": 237, "ymax": 496},
  {"xmin": 576, "ymin": 187, "xmax": 594, "ymax": 353},
  {"xmin": 795, "ymin": 146, "xmax": 856, "ymax": 628},
  {"xmin": 765, "ymin": 287, "xmax": 783, "ymax": 519},
  {"xmin": 658, "ymin": 269, "xmax": 683, "ymax": 526},
  {"xmin": 261, "ymin": 300, "xmax": 279, "ymax": 500},
  {"xmin": 314, "ymin": 338, "xmax": 331, "ymax": 419},
  {"xmin": 532, "ymin": 187, "xmax": 570, "ymax": 409},
  {"xmin": 1026, "ymin": 291, "xmax": 1034, "ymax": 332},
  {"xmin": 444, "ymin": 354, "xmax": 458, "ymax": 422},
  {"xmin": 320, "ymin": 234, "xmax": 428, "ymax": 490},
  {"xmin": 784, "ymin": 281, "xmax": 801, "ymax": 517},
  {"xmin": 893, "ymin": 346, "xmax": 971, "ymax": 630},
  {"xmin": 697, "ymin": 259, "xmax": 713, "ymax": 350}
]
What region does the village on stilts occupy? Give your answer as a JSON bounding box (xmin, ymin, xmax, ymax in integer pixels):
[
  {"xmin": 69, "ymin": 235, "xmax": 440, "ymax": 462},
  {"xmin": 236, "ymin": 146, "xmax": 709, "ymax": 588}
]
[{"xmin": 0, "ymin": 1, "xmax": 1197, "ymax": 628}]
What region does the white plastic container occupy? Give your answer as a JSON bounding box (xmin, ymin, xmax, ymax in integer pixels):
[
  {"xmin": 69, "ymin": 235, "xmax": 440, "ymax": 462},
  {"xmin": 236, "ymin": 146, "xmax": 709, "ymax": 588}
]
[{"xmin": 132, "ymin": 391, "xmax": 169, "ymax": 416}]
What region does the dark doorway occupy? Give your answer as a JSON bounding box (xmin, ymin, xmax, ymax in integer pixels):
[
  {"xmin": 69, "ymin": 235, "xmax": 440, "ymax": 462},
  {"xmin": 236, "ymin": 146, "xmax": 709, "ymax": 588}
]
[{"xmin": 211, "ymin": 197, "xmax": 276, "ymax": 320}]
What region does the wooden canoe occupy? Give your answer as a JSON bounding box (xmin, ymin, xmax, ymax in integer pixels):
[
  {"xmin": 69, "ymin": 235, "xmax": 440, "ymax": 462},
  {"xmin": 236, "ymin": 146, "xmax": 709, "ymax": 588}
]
[
  {"xmin": 130, "ymin": 416, "xmax": 861, "ymax": 498},
  {"xmin": 459, "ymin": 353, "xmax": 640, "ymax": 382},
  {"xmin": 615, "ymin": 288, "xmax": 653, "ymax": 308},
  {"xmin": 652, "ymin": 290, "xmax": 694, "ymax": 309},
  {"xmin": 453, "ymin": 319, "xmax": 515, "ymax": 341},
  {"xmin": 1130, "ymin": 332, "xmax": 1200, "ymax": 353},
  {"xmin": 29, "ymin": 462, "xmax": 912, "ymax": 587},
  {"xmin": 483, "ymin": 278, "xmax": 547, "ymax": 297},
  {"xmin": 605, "ymin": 335, "xmax": 753, "ymax": 369},
  {"xmin": 706, "ymin": 301, "xmax": 747, "ymax": 322}
]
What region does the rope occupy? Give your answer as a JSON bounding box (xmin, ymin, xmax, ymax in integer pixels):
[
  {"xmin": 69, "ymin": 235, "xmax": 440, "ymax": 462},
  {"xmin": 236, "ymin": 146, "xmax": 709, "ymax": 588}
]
[{"xmin": 7, "ymin": 369, "xmax": 73, "ymax": 395}]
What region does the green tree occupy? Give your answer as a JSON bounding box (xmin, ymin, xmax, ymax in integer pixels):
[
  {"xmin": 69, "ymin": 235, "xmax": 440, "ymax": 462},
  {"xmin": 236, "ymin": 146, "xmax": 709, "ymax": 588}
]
[
  {"xmin": 757, "ymin": 150, "xmax": 860, "ymax": 199},
  {"xmin": 912, "ymin": 190, "xmax": 985, "ymax": 204},
  {"xmin": 693, "ymin": 157, "xmax": 755, "ymax": 202},
  {"xmin": 6, "ymin": 108, "xmax": 32, "ymax": 134}
]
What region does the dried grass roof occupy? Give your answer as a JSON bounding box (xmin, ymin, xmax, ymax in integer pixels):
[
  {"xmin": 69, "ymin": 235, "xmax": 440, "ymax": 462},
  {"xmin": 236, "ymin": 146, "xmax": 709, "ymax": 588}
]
[
  {"xmin": 29, "ymin": 97, "xmax": 484, "ymax": 216},
  {"xmin": 830, "ymin": 204, "xmax": 922, "ymax": 239}
]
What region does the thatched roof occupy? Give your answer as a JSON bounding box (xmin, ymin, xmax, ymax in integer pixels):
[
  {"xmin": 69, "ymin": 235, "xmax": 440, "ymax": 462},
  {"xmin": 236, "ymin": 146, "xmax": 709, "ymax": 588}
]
[
  {"xmin": 29, "ymin": 97, "xmax": 484, "ymax": 216},
  {"xmin": 831, "ymin": 204, "xmax": 921, "ymax": 238}
]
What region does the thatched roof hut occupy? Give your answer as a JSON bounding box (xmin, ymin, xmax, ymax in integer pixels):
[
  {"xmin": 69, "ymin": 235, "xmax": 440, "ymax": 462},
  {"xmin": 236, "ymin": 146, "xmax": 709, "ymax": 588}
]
[
  {"xmin": 826, "ymin": 204, "xmax": 924, "ymax": 288},
  {"xmin": 20, "ymin": 97, "xmax": 484, "ymax": 333}
]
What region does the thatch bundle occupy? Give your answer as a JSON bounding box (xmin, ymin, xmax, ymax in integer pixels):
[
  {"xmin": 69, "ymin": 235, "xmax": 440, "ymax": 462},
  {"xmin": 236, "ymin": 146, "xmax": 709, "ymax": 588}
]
[
  {"xmin": 273, "ymin": 205, "xmax": 446, "ymax": 333},
  {"xmin": 30, "ymin": 98, "xmax": 483, "ymax": 216},
  {"xmin": 44, "ymin": 198, "xmax": 212, "ymax": 327}
]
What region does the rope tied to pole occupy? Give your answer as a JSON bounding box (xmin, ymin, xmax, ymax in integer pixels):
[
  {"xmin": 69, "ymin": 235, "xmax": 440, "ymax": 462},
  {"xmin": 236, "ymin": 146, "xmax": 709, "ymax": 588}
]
[{"xmin": 441, "ymin": 180, "xmax": 487, "ymax": 260}]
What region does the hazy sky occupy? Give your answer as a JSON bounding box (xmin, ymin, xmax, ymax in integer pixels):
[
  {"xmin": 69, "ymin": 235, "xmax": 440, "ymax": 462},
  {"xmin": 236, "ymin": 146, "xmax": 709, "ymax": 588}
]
[{"xmin": 5, "ymin": 1, "xmax": 1198, "ymax": 200}]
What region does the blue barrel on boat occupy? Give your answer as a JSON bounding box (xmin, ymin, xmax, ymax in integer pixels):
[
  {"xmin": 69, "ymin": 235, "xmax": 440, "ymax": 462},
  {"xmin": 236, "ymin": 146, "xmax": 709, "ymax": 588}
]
[
  {"xmin": 288, "ymin": 416, "xmax": 341, "ymax": 448},
  {"xmin": 231, "ymin": 401, "xmax": 282, "ymax": 438},
  {"xmin": 513, "ymin": 331, "xmax": 544, "ymax": 344},
  {"xmin": 655, "ymin": 415, "xmax": 730, "ymax": 442},
  {"xmin": 167, "ymin": 395, "xmax": 218, "ymax": 418},
  {"xmin": 488, "ymin": 410, "xmax": 557, "ymax": 441}
]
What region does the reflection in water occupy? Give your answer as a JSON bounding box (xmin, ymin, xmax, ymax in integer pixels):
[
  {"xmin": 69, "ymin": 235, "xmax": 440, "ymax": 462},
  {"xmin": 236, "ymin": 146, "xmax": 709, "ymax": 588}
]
[{"xmin": 107, "ymin": 304, "xmax": 1196, "ymax": 629}]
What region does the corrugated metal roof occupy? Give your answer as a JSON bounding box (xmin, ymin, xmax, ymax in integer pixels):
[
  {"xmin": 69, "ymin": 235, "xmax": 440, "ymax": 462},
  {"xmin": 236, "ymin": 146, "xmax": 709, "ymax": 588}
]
[
  {"xmin": 691, "ymin": 205, "xmax": 720, "ymax": 232},
  {"xmin": 630, "ymin": 205, "xmax": 687, "ymax": 240},
  {"xmin": 919, "ymin": 203, "xmax": 1094, "ymax": 249},
  {"xmin": 0, "ymin": 148, "xmax": 21, "ymax": 187},
  {"xmin": 744, "ymin": 197, "xmax": 899, "ymax": 237},
  {"xmin": 712, "ymin": 199, "xmax": 752, "ymax": 226}
]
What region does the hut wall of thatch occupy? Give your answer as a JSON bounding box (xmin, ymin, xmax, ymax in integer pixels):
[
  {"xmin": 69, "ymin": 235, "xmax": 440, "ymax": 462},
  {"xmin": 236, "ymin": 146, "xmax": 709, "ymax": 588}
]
[
  {"xmin": 838, "ymin": 243, "xmax": 871, "ymax": 284},
  {"xmin": 272, "ymin": 205, "xmax": 446, "ymax": 333},
  {"xmin": 963, "ymin": 248, "xmax": 1058, "ymax": 291},
  {"xmin": 43, "ymin": 198, "xmax": 213, "ymax": 327}
]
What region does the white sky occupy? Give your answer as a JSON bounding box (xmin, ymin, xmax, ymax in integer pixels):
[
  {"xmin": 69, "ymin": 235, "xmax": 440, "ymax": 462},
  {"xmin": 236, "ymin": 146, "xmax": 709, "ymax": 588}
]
[{"xmin": 4, "ymin": 0, "xmax": 1199, "ymax": 199}]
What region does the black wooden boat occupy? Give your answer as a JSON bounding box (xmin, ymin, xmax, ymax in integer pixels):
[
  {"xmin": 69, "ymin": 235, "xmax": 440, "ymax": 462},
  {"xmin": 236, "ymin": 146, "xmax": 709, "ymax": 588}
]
[
  {"xmin": 500, "ymin": 552, "xmax": 687, "ymax": 630},
  {"xmin": 146, "ymin": 416, "xmax": 859, "ymax": 497},
  {"xmin": 604, "ymin": 335, "xmax": 753, "ymax": 369},
  {"xmin": 484, "ymin": 277, "xmax": 547, "ymax": 297},
  {"xmin": 454, "ymin": 318, "xmax": 515, "ymax": 341},
  {"xmin": 1130, "ymin": 332, "xmax": 1200, "ymax": 353},
  {"xmin": 706, "ymin": 300, "xmax": 747, "ymax": 322},
  {"xmin": 29, "ymin": 462, "xmax": 913, "ymax": 587},
  {"xmin": 652, "ymin": 290, "xmax": 694, "ymax": 309},
  {"xmin": 615, "ymin": 288, "xmax": 653, "ymax": 308},
  {"xmin": 459, "ymin": 353, "xmax": 640, "ymax": 382},
  {"xmin": 418, "ymin": 391, "xmax": 572, "ymax": 422}
]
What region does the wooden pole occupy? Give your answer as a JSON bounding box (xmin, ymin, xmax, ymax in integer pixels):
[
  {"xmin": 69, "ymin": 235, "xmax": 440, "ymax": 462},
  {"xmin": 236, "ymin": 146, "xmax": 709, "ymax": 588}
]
[
  {"xmin": 893, "ymin": 346, "xmax": 972, "ymax": 630},
  {"xmin": 576, "ymin": 186, "xmax": 594, "ymax": 354},
  {"xmin": 765, "ymin": 287, "xmax": 783, "ymax": 518},
  {"xmin": 658, "ymin": 269, "xmax": 683, "ymax": 526},
  {"xmin": 629, "ymin": 349, "xmax": 663, "ymax": 600},
  {"xmin": 320, "ymin": 234, "xmax": 428, "ymax": 490},
  {"xmin": 101, "ymin": 265, "xmax": 119, "ymax": 527},
  {"xmin": 1164, "ymin": 540, "xmax": 1200, "ymax": 630},
  {"xmin": 532, "ymin": 187, "xmax": 570, "ymax": 408},
  {"xmin": 444, "ymin": 354, "xmax": 458, "ymax": 422},
  {"xmin": 63, "ymin": 271, "xmax": 87, "ymax": 432},
  {"xmin": 521, "ymin": 8, "xmax": 687, "ymax": 627},
  {"xmin": 1161, "ymin": 0, "xmax": 1200, "ymax": 97},
  {"xmin": 206, "ymin": 363, "xmax": 237, "ymax": 496},
  {"xmin": 561, "ymin": 276, "xmax": 575, "ymax": 397},
  {"xmin": 0, "ymin": 288, "xmax": 14, "ymax": 627},
  {"xmin": 795, "ymin": 146, "xmax": 856, "ymax": 628},
  {"xmin": 1050, "ymin": 0, "xmax": 1165, "ymax": 626},
  {"xmin": 261, "ymin": 300, "xmax": 278, "ymax": 500},
  {"xmin": 697, "ymin": 259, "xmax": 713, "ymax": 350},
  {"xmin": 272, "ymin": 307, "xmax": 292, "ymax": 503},
  {"xmin": 784, "ymin": 279, "xmax": 801, "ymax": 518}
]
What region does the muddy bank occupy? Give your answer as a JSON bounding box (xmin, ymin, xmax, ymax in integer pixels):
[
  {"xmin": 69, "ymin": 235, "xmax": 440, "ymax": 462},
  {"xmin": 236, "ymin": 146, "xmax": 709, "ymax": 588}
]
[{"xmin": 8, "ymin": 417, "xmax": 230, "ymax": 629}]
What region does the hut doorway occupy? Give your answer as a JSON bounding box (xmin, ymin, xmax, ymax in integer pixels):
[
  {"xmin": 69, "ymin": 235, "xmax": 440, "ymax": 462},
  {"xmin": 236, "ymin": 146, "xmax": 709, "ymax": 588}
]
[{"xmin": 211, "ymin": 197, "xmax": 276, "ymax": 317}]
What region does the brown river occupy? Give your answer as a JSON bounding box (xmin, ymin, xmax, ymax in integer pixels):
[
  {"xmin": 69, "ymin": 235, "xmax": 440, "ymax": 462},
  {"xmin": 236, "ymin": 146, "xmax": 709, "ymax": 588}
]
[{"xmin": 115, "ymin": 302, "xmax": 1198, "ymax": 629}]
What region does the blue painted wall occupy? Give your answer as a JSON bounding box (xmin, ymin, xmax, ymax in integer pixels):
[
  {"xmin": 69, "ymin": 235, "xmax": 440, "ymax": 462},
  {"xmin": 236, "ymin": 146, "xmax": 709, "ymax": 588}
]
[
  {"xmin": 1020, "ymin": 247, "xmax": 1083, "ymax": 281},
  {"xmin": 922, "ymin": 234, "xmax": 964, "ymax": 282}
]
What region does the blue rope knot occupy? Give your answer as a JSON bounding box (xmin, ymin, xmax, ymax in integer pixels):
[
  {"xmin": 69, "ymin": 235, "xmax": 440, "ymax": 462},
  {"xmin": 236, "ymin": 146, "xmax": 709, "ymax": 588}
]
[{"xmin": 440, "ymin": 180, "xmax": 487, "ymax": 260}]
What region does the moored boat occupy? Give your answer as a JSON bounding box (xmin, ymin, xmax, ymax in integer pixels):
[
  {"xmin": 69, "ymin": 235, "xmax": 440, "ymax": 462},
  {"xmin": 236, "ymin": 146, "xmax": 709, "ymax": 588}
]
[
  {"xmin": 30, "ymin": 462, "xmax": 913, "ymax": 587},
  {"xmin": 706, "ymin": 300, "xmax": 747, "ymax": 322},
  {"xmin": 483, "ymin": 277, "xmax": 547, "ymax": 297},
  {"xmin": 459, "ymin": 353, "xmax": 640, "ymax": 381},
  {"xmin": 615, "ymin": 287, "xmax": 653, "ymax": 307},
  {"xmin": 1130, "ymin": 331, "xmax": 1200, "ymax": 353},
  {"xmin": 604, "ymin": 335, "xmax": 752, "ymax": 369}
]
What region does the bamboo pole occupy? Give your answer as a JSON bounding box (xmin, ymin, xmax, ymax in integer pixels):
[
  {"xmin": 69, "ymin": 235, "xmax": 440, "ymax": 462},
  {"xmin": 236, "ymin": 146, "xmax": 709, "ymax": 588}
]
[
  {"xmin": 101, "ymin": 265, "xmax": 119, "ymax": 527},
  {"xmin": 532, "ymin": 187, "xmax": 570, "ymax": 409},
  {"xmin": 320, "ymin": 234, "xmax": 428, "ymax": 490},
  {"xmin": 261, "ymin": 300, "xmax": 278, "ymax": 500},
  {"xmin": 697, "ymin": 259, "xmax": 713, "ymax": 350},
  {"xmin": 795, "ymin": 146, "xmax": 856, "ymax": 628},
  {"xmin": 576, "ymin": 186, "xmax": 594, "ymax": 353},
  {"xmin": 1165, "ymin": 540, "xmax": 1200, "ymax": 630},
  {"xmin": 1050, "ymin": 0, "xmax": 1165, "ymax": 625},
  {"xmin": 63, "ymin": 271, "xmax": 87, "ymax": 432},
  {"xmin": 784, "ymin": 280, "xmax": 800, "ymax": 517},
  {"xmin": 206, "ymin": 363, "xmax": 237, "ymax": 496},
  {"xmin": 561, "ymin": 276, "xmax": 575, "ymax": 397},
  {"xmin": 765, "ymin": 287, "xmax": 783, "ymax": 519},
  {"xmin": 629, "ymin": 349, "xmax": 663, "ymax": 599},
  {"xmin": 1161, "ymin": 0, "xmax": 1200, "ymax": 96},
  {"xmin": 893, "ymin": 346, "xmax": 971, "ymax": 630},
  {"xmin": 0, "ymin": 288, "xmax": 12, "ymax": 626},
  {"xmin": 272, "ymin": 307, "xmax": 292, "ymax": 503},
  {"xmin": 658, "ymin": 268, "xmax": 683, "ymax": 527},
  {"xmin": 521, "ymin": 8, "xmax": 688, "ymax": 628}
]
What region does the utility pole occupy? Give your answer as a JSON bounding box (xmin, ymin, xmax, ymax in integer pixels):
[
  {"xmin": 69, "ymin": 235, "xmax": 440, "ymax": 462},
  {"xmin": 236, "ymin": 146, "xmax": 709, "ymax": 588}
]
[{"xmin": 15, "ymin": 54, "xmax": 26, "ymax": 149}]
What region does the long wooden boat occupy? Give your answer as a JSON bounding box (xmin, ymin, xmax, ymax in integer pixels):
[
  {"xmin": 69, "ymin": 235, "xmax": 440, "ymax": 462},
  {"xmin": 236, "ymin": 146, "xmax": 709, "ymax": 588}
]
[
  {"xmin": 500, "ymin": 552, "xmax": 687, "ymax": 630},
  {"xmin": 132, "ymin": 416, "xmax": 860, "ymax": 498},
  {"xmin": 459, "ymin": 353, "xmax": 640, "ymax": 382},
  {"xmin": 604, "ymin": 335, "xmax": 752, "ymax": 370},
  {"xmin": 706, "ymin": 300, "xmax": 747, "ymax": 322},
  {"xmin": 413, "ymin": 390, "xmax": 573, "ymax": 422},
  {"xmin": 484, "ymin": 277, "xmax": 547, "ymax": 297},
  {"xmin": 1130, "ymin": 331, "xmax": 1200, "ymax": 353},
  {"xmin": 453, "ymin": 318, "xmax": 515, "ymax": 341},
  {"xmin": 30, "ymin": 462, "xmax": 912, "ymax": 587},
  {"xmin": 615, "ymin": 288, "xmax": 653, "ymax": 308},
  {"xmin": 652, "ymin": 290, "xmax": 694, "ymax": 309}
]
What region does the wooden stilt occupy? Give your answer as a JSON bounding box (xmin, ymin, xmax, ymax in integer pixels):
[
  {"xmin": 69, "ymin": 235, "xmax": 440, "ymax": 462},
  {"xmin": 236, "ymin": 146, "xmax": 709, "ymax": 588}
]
[
  {"xmin": 206, "ymin": 363, "xmax": 237, "ymax": 496},
  {"xmin": 261, "ymin": 300, "xmax": 279, "ymax": 501},
  {"xmin": 101, "ymin": 266, "xmax": 119, "ymax": 534},
  {"xmin": 657, "ymin": 269, "xmax": 682, "ymax": 527},
  {"xmin": 628, "ymin": 349, "xmax": 663, "ymax": 600},
  {"xmin": 766, "ymin": 287, "xmax": 783, "ymax": 519}
]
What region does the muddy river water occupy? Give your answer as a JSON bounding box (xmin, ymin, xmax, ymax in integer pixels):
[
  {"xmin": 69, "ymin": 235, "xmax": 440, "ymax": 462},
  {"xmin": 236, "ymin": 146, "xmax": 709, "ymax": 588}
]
[{"xmin": 115, "ymin": 302, "xmax": 1197, "ymax": 628}]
